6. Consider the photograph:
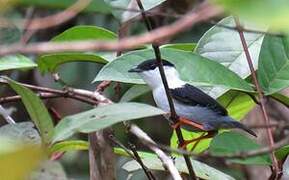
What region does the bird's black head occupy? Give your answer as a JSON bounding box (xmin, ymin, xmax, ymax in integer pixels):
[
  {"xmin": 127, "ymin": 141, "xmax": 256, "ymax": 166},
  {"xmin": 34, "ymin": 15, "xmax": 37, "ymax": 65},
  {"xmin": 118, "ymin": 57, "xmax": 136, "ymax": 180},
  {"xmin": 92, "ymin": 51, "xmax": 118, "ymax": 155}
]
[{"xmin": 128, "ymin": 59, "xmax": 175, "ymax": 73}]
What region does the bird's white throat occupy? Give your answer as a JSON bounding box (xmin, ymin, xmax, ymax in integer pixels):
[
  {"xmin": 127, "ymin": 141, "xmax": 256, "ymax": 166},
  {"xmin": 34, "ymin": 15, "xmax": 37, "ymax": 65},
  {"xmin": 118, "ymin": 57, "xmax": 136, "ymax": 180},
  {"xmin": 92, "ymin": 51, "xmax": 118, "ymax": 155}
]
[{"xmin": 139, "ymin": 66, "xmax": 185, "ymax": 90}]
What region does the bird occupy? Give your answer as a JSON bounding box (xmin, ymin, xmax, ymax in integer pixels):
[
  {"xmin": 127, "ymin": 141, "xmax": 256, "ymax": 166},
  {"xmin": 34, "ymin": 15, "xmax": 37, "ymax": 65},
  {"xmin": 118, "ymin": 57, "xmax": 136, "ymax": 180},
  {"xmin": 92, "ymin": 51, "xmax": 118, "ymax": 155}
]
[{"xmin": 128, "ymin": 59, "xmax": 256, "ymax": 146}]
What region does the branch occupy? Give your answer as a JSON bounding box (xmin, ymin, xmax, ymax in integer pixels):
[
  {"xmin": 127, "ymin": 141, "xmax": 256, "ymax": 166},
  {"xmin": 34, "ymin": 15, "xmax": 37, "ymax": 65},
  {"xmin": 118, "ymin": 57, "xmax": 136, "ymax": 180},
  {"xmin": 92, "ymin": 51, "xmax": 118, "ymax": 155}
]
[
  {"xmin": 0, "ymin": 105, "xmax": 16, "ymax": 124},
  {"xmin": 108, "ymin": 135, "xmax": 156, "ymax": 180},
  {"xmin": 135, "ymin": 135, "xmax": 289, "ymax": 159},
  {"xmin": 136, "ymin": 0, "xmax": 196, "ymax": 178},
  {"xmin": 0, "ymin": 3, "xmax": 222, "ymax": 56},
  {"xmin": 234, "ymin": 17, "xmax": 280, "ymax": 176},
  {"xmin": 0, "ymin": 0, "xmax": 91, "ymax": 30},
  {"xmin": 129, "ymin": 124, "xmax": 182, "ymax": 180},
  {"xmin": 0, "ymin": 79, "xmax": 112, "ymax": 105}
]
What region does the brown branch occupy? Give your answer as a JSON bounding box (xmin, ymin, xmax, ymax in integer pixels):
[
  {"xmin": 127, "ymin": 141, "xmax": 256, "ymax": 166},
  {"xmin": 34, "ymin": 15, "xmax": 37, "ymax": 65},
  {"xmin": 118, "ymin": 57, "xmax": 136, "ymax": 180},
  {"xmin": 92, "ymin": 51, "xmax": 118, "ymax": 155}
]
[
  {"xmin": 108, "ymin": 135, "xmax": 156, "ymax": 180},
  {"xmin": 208, "ymin": 20, "xmax": 283, "ymax": 37},
  {"xmin": 234, "ymin": 17, "xmax": 280, "ymax": 177},
  {"xmin": 137, "ymin": 135, "xmax": 289, "ymax": 160},
  {"xmin": 129, "ymin": 124, "xmax": 182, "ymax": 180},
  {"xmin": 0, "ymin": 0, "xmax": 91, "ymax": 30},
  {"xmin": 0, "ymin": 93, "xmax": 99, "ymax": 105},
  {"xmin": 0, "ymin": 3, "xmax": 222, "ymax": 56}
]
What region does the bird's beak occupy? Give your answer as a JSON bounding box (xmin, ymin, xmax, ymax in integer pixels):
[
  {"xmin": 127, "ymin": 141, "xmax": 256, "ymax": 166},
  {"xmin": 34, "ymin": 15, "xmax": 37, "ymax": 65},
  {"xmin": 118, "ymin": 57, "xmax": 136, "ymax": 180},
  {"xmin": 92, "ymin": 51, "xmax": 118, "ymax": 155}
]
[{"xmin": 128, "ymin": 66, "xmax": 142, "ymax": 73}]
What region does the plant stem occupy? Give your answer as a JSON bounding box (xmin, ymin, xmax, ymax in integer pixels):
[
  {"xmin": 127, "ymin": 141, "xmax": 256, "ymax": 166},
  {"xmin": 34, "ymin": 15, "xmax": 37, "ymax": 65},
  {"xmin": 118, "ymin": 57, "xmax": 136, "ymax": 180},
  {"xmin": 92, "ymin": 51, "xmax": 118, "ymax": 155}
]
[
  {"xmin": 135, "ymin": 0, "xmax": 196, "ymax": 179},
  {"xmin": 234, "ymin": 17, "xmax": 280, "ymax": 177}
]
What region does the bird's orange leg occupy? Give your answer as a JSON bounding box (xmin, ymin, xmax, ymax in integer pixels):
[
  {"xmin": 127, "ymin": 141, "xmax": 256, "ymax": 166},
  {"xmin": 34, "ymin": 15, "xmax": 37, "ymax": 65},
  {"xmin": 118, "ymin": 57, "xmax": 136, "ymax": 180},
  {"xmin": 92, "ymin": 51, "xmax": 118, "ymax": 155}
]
[
  {"xmin": 171, "ymin": 117, "xmax": 206, "ymax": 131},
  {"xmin": 180, "ymin": 131, "xmax": 216, "ymax": 149}
]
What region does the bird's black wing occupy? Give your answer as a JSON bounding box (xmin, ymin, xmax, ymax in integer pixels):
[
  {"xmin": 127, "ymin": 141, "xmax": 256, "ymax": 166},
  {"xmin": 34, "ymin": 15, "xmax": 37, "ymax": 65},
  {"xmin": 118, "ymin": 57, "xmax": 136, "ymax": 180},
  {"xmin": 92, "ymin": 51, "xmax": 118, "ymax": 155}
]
[{"xmin": 170, "ymin": 84, "xmax": 228, "ymax": 116}]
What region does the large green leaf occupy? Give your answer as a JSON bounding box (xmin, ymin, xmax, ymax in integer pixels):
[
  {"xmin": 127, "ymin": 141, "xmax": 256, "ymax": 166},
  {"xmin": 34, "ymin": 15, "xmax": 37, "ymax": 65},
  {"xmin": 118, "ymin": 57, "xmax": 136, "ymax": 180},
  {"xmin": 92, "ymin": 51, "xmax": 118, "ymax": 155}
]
[
  {"xmin": 104, "ymin": 0, "xmax": 167, "ymax": 22},
  {"xmin": 0, "ymin": 137, "xmax": 44, "ymax": 180},
  {"xmin": 38, "ymin": 26, "xmax": 117, "ymax": 73},
  {"xmin": 218, "ymin": 91, "xmax": 256, "ymax": 120},
  {"xmin": 209, "ymin": 132, "xmax": 271, "ymax": 165},
  {"xmin": 17, "ymin": 0, "xmax": 111, "ymax": 13},
  {"xmin": 258, "ymin": 34, "xmax": 289, "ymax": 94},
  {"xmin": 38, "ymin": 53, "xmax": 108, "ymax": 73},
  {"xmin": 0, "ymin": 55, "xmax": 37, "ymax": 71},
  {"xmin": 275, "ymin": 145, "xmax": 289, "ymax": 160},
  {"xmin": 120, "ymin": 84, "xmax": 150, "ymax": 102},
  {"xmin": 195, "ymin": 16, "xmax": 264, "ymax": 98},
  {"xmin": 94, "ymin": 48, "xmax": 253, "ymax": 92},
  {"xmin": 161, "ymin": 43, "xmax": 197, "ymax": 51},
  {"xmin": 51, "ymin": 25, "xmax": 117, "ymax": 42},
  {"xmin": 6, "ymin": 78, "xmax": 54, "ymax": 144},
  {"xmin": 270, "ymin": 93, "xmax": 289, "ymax": 108},
  {"xmin": 52, "ymin": 102, "xmax": 165, "ymax": 143},
  {"xmin": 170, "ymin": 130, "xmax": 212, "ymax": 154},
  {"xmin": 213, "ymin": 0, "xmax": 289, "ymax": 31},
  {"xmin": 122, "ymin": 155, "xmax": 235, "ymax": 180}
]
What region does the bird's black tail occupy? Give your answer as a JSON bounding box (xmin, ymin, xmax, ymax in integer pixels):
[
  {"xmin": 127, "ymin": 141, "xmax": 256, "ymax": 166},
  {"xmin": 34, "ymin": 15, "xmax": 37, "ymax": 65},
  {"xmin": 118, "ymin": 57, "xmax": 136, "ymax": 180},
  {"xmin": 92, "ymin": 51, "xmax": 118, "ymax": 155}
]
[{"xmin": 220, "ymin": 117, "xmax": 257, "ymax": 137}]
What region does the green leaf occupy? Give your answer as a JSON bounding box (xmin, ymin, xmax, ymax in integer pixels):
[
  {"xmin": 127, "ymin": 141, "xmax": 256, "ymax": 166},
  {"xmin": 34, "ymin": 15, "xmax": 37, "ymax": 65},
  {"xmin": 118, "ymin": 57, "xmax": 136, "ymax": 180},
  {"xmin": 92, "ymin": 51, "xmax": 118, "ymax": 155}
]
[
  {"xmin": 212, "ymin": 0, "xmax": 289, "ymax": 31},
  {"xmin": 37, "ymin": 26, "xmax": 116, "ymax": 73},
  {"xmin": 49, "ymin": 140, "xmax": 89, "ymax": 153},
  {"xmin": 5, "ymin": 78, "xmax": 54, "ymax": 144},
  {"xmin": 0, "ymin": 55, "xmax": 37, "ymax": 71},
  {"xmin": 52, "ymin": 102, "xmax": 165, "ymax": 143},
  {"xmin": 269, "ymin": 93, "xmax": 289, "ymax": 108},
  {"xmin": 0, "ymin": 137, "xmax": 44, "ymax": 180},
  {"xmin": 258, "ymin": 34, "xmax": 289, "ymax": 94},
  {"xmin": 195, "ymin": 16, "xmax": 264, "ymax": 98},
  {"xmin": 38, "ymin": 53, "xmax": 108, "ymax": 73},
  {"xmin": 104, "ymin": 0, "xmax": 167, "ymax": 22},
  {"xmin": 120, "ymin": 84, "xmax": 150, "ymax": 102},
  {"xmin": 0, "ymin": 122, "xmax": 41, "ymax": 145},
  {"xmin": 161, "ymin": 43, "xmax": 197, "ymax": 51},
  {"xmin": 123, "ymin": 155, "xmax": 235, "ymax": 180},
  {"xmin": 17, "ymin": 0, "xmax": 111, "ymax": 13},
  {"xmin": 52, "ymin": 25, "xmax": 117, "ymax": 42},
  {"xmin": 170, "ymin": 130, "xmax": 212, "ymax": 154},
  {"xmin": 209, "ymin": 132, "xmax": 271, "ymax": 165},
  {"xmin": 275, "ymin": 145, "xmax": 289, "ymax": 160},
  {"xmin": 218, "ymin": 91, "xmax": 256, "ymax": 120},
  {"xmin": 94, "ymin": 48, "xmax": 253, "ymax": 92}
]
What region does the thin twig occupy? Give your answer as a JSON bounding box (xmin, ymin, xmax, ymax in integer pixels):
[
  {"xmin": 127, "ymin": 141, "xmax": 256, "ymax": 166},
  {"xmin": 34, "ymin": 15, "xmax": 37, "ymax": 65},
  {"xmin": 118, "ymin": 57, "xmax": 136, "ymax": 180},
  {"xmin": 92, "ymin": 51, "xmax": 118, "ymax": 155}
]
[
  {"xmin": 136, "ymin": 0, "xmax": 196, "ymax": 178},
  {"xmin": 208, "ymin": 21, "xmax": 283, "ymax": 37},
  {"xmin": 108, "ymin": 134, "xmax": 156, "ymax": 180},
  {"xmin": 0, "ymin": 105, "xmax": 16, "ymax": 124},
  {"xmin": 128, "ymin": 143, "xmax": 156, "ymax": 180},
  {"xmin": 129, "ymin": 124, "xmax": 182, "ymax": 180},
  {"xmin": 234, "ymin": 17, "xmax": 280, "ymax": 177},
  {"xmin": 0, "ymin": 0, "xmax": 91, "ymax": 30},
  {"xmin": 0, "ymin": 3, "xmax": 221, "ymax": 56},
  {"xmin": 134, "ymin": 135, "xmax": 289, "ymax": 159},
  {"xmin": 0, "ymin": 78, "xmax": 112, "ymax": 105},
  {"xmin": 21, "ymin": 7, "xmax": 36, "ymax": 44}
]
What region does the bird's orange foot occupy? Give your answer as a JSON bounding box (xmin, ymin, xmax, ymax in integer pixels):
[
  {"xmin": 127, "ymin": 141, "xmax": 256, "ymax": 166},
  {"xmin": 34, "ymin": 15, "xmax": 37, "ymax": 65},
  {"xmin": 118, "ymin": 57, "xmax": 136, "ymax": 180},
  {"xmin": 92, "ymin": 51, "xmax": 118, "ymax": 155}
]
[
  {"xmin": 171, "ymin": 121, "xmax": 181, "ymax": 129},
  {"xmin": 178, "ymin": 131, "xmax": 217, "ymax": 150}
]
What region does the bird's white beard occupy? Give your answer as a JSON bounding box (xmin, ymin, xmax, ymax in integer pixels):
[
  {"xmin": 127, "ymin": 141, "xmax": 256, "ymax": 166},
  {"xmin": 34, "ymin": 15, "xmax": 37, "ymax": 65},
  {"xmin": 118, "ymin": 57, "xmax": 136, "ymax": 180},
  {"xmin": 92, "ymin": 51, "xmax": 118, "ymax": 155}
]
[{"xmin": 139, "ymin": 66, "xmax": 185, "ymax": 90}]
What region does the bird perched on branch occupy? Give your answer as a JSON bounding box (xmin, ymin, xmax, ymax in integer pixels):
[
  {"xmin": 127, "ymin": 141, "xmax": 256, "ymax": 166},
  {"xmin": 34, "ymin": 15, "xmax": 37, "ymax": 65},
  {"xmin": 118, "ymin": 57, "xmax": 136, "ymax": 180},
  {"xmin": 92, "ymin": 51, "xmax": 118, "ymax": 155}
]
[{"xmin": 128, "ymin": 59, "xmax": 256, "ymax": 147}]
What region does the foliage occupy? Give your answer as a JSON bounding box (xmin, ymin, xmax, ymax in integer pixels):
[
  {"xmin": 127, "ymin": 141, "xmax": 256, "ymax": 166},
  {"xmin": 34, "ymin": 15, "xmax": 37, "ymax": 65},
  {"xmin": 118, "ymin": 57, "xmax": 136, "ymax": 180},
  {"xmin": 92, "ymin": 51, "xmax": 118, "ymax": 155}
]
[{"xmin": 1, "ymin": 0, "xmax": 289, "ymax": 179}]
